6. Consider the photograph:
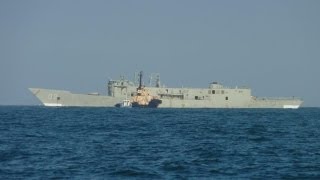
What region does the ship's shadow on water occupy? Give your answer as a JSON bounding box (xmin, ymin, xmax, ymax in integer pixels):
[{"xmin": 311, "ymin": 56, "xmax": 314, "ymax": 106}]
[{"xmin": 0, "ymin": 106, "xmax": 320, "ymax": 179}]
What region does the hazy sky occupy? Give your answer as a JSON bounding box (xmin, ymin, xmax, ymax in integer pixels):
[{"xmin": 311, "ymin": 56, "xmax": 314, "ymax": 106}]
[{"xmin": 1, "ymin": 0, "xmax": 319, "ymax": 106}]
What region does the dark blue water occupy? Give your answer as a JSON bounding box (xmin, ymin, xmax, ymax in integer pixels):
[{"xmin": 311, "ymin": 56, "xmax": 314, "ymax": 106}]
[{"xmin": 0, "ymin": 106, "xmax": 320, "ymax": 179}]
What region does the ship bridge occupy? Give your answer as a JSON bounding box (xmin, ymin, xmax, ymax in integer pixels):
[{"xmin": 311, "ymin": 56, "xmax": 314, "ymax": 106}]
[
  {"xmin": 209, "ymin": 82, "xmax": 223, "ymax": 89},
  {"xmin": 107, "ymin": 77, "xmax": 136, "ymax": 97}
]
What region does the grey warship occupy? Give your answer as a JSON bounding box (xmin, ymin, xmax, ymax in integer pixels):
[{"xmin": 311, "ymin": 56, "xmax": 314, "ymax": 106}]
[{"xmin": 29, "ymin": 71, "xmax": 303, "ymax": 108}]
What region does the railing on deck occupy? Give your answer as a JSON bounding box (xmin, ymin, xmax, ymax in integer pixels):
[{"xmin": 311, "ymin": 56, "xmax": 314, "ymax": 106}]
[{"xmin": 255, "ymin": 97, "xmax": 302, "ymax": 101}]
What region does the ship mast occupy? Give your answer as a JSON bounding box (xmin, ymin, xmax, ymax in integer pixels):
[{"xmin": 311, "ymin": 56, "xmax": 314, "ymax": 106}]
[{"xmin": 138, "ymin": 71, "xmax": 143, "ymax": 90}]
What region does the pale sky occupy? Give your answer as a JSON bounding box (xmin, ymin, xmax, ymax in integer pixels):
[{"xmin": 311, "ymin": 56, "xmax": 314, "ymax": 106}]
[{"xmin": 1, "ymin": 0, "xmax": 319, "ymax": 106}]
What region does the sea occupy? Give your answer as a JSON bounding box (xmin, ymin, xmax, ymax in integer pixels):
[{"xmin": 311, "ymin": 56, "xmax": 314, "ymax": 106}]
[{"xmin": 0, "ymin": 106, "xmax": 319, "ymax": 179}]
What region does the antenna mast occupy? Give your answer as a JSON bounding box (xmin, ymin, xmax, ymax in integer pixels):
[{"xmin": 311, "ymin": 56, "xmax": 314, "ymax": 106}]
[{"xmin": 138, "ymin": 71, "xmax": 143, "ymax": 89}]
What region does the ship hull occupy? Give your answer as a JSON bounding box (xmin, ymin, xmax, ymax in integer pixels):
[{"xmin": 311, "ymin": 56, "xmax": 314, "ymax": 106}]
[
  {"xmin": 157, "ymin": 98, "xmax": 302, "ymax": 109},
  {"xmin": 29, "ymin": 88, "xmax": 302, "ymax": 109},
  {"xmin": 132, "ymin": 99, "xmax": 162, "ymax": 108},
  {"xmin": 29, "ymin": 88, "xmax": 120, "ymax": 107}
]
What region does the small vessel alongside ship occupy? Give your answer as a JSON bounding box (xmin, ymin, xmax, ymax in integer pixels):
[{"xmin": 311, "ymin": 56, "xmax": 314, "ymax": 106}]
[
  {"xmin": 115, "ymin": 99, "xmax": 132, "ymax": 108},
  {"xmin": 29, "ymin": 71, "xmax": 303, "ymax": 108},
  {"xmin": 130, "ymin": 72, "xmax": 162, "ymax": 108}
]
